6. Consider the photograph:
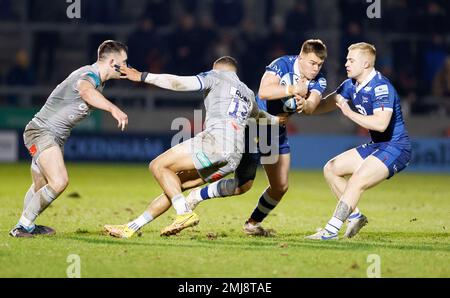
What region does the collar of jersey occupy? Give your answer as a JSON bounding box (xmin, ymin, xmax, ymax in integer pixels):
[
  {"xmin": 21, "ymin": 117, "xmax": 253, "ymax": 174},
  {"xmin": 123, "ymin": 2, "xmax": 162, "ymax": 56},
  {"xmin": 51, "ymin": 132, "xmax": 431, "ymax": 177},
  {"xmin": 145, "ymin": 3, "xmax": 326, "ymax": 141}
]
[
  {"xmin": 355, "ymin": 68, "xmax": 377, "ymax": 93},
  {"xmin": 91, "ymin": 63, "xmax": 103, "ymax": 85}
]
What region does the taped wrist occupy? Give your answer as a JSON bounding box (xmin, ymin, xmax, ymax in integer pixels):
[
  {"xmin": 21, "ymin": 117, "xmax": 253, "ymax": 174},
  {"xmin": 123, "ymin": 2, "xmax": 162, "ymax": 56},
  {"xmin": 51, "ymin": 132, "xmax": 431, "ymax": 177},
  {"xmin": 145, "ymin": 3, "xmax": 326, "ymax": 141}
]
[{"xmin": 141, "ymin": 72, "xmax": 149, "ymax": 82}]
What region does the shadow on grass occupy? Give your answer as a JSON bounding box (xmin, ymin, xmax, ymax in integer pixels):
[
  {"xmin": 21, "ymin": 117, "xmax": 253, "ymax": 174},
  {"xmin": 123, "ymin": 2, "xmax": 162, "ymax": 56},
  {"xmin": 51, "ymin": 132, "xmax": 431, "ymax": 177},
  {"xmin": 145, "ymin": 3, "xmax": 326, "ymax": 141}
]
[{"xmin": 58, "ymin": 230, "xmax": 450, "ymax": 253}]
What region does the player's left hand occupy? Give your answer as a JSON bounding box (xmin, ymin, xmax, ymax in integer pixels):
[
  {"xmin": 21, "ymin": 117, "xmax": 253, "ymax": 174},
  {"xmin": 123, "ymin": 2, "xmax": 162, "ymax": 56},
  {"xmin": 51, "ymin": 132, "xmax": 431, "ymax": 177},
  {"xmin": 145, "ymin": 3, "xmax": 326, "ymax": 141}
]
[
  {"xmin": 336, "ymin": 98, "xmax": 352, "ymax": 116},
  {"xmin": 118, "ymin": 65, "xmax": 142, "ymax": 82}
]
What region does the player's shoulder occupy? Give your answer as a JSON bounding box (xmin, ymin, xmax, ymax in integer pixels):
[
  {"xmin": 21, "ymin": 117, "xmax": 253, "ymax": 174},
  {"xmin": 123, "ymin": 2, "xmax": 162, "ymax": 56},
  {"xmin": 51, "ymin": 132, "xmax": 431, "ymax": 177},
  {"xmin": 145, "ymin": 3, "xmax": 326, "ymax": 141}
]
[
  {"xmin": 267, "ymin": 55, "xmax": 296, "ymax": 73},
  {"xmin": 339, "ymin": 78, "xmax": 354, "ymax": 89},
  {"xmin": 370, "ymin": 71, "xmax": 395, "ymax": 96}
]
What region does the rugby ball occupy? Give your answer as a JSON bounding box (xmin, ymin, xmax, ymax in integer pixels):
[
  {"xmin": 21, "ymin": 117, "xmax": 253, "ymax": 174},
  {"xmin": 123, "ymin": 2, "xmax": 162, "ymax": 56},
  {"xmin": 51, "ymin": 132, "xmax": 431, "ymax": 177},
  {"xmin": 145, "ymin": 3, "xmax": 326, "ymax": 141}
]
[{"xmin": 280, "ymin": 72, "xmax": 300, "ymax": 112}]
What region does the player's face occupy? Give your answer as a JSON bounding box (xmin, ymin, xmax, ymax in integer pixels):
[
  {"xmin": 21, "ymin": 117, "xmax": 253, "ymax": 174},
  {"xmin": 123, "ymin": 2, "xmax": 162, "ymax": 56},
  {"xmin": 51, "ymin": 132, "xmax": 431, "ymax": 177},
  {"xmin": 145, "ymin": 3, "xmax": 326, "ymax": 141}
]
[
  {"xmin": 109, "ymin": 50, "xmax": 128, "ymax": 79},
  {"xmin": 345, "ymin": 50, "xmax": 365, "ymax": 79},
  {"xmin": 298, "ymin": 52, "xmax": 324, "ymax": 80}
]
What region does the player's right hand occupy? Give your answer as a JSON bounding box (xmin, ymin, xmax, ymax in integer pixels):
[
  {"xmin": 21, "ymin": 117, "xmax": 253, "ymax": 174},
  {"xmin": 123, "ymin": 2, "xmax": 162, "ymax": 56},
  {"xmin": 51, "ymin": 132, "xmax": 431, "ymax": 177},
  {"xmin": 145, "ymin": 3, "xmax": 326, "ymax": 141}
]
[
  {"xmin": 291, "ymin": 78, "xmax": 308, "ymax": 97},
  {"xmin": 111, "ymin": 107, "xmax": 128, "ymax": 131},
  {"xmin": 118, "ymin": 65, "xmax": 142, "ymax": 82},
  {"xmin": 295, "ymin": 95, "xmax": 306, "ymax": 113}
]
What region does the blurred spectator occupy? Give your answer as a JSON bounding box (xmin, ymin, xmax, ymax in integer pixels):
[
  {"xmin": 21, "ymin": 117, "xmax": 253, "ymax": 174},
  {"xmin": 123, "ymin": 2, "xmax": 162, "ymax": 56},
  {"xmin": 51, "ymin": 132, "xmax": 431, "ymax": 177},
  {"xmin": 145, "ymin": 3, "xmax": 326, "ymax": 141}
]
[
  {"xmin": 0, "ymin": 0, "xmax": 15, "ymax": 20},
  {"xmin": 418, "ymin": 0, "xmax": 448, "ymax": 34},
  {"xmin": 285, "ymin": 0, "xmax": 314, "ymax": 33},
  {"xmin": 143, "ymin": 0, "xmax": 173, "ymax": 26},
  {"xmin": 340, "ymin": 22, "xmax": 364, "ymax": 62},
  {"xmin": 5, "ymin": 50, "xmax": 35, "ymax": 105},
  {"xmin": 32, "ymin": 32, "xmax": 60, "ymax": 83},
  {"xmin": 85, "ymin": 0, "xmax": 123, "ymax": 24},
  {"xmin": 167, "ymin": 14, "xmax": 203, "ymax": 75},
  {"xmin": 6, "ymin": 50, "xmax": 35, "ymax": 86},
  {"xmin": 213, "ymin": 0, "xmax": 244, "ymax": 27},
  {"xmin": 236, "ymin": 18, "xmax": 266, "ymax": 89},
  {"xmin": 265, "ymin": 16, "xmax": 290, "ymax": 62},
  {"xmin": 338, "ymin": 0, "xmax": 366, "ymax": 30},
  {"xmin": 421, "ymin": 34, "xmax": 448, "ymax": 90},
  {"xmin": 127, "ymin": 18, "xmax": 167, "ymax": 73},
  {"xmin": 197, "ymin": 15, "xmax": 218, "ymax": 70},
  {"xmin": 384, "ymin": 0, "xmax": 411, "ymax": 33},
  {"xmin": 432, "ymin": 56, "xmax": 450, "ymax": 97}
]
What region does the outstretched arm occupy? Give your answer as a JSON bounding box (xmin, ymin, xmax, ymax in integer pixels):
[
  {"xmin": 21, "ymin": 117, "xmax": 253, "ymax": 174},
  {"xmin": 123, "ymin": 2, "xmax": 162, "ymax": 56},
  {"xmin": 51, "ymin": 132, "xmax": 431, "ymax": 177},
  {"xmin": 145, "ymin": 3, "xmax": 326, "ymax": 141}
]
[
  {"xmin": 77, "ymin": 80, "xmax": 128, "ymax": 131},
  {"xmin": 310, "ymin": 92, "xmax": 340, "ymax": 115},
  {"xmin": 119, "ymin": 66, "xmax": 201, "ymax": 91}
]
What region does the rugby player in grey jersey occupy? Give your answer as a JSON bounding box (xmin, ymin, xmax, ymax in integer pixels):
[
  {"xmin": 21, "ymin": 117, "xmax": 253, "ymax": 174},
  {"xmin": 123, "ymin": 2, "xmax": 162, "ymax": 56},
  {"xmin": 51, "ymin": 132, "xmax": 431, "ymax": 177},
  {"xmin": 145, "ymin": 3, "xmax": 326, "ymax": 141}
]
[
  {"xmin": 10, "ymin": 40, "xmax": 129, "ymax": 238},
  {"xmin": 104, "ymin": 56, "xmax": 291, "ymax": 237}
]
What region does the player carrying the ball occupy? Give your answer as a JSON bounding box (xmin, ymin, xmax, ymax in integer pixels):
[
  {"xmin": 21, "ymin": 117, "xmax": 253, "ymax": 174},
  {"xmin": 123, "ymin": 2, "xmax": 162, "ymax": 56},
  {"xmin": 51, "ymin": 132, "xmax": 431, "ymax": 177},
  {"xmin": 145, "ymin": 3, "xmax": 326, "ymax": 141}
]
[
  {"xmin": 183, "ymin": 39, "xmax": 328, "ymax": 236},
  {"xmin": 305, "ymin": 42, "xmax": 411, "ymax": 240}
]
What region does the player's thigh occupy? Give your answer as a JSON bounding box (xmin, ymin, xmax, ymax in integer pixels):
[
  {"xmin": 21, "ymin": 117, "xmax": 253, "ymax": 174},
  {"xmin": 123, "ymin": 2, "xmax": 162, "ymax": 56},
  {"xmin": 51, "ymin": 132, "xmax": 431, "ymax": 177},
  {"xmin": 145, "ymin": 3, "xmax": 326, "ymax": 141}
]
[
  {"xmin": 348, "ymin": 155, "xmax": 389, "ymax": 190},
  {"xmin": 151, "ymin": 140, "xmax": 196, "ymax": 173},
  {"xmin": 325, "ymin": 148, "xmax": 364, "ymax": 177},
  {"xmin": 262, "ymin": 153, "xmax": 290, "ymax": 189},
  {"xmin": 37, "ymin": 145, "xmax": 68, "ymax": 187}
]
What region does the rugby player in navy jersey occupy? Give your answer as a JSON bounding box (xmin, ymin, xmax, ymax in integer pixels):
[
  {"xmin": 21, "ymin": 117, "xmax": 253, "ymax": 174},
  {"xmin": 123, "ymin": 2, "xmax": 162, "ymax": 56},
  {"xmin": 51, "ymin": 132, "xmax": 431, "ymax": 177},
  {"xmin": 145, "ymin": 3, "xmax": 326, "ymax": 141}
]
[{"xmin": 306, "ymin": 42, "xmax": 411, "ymax": 240}]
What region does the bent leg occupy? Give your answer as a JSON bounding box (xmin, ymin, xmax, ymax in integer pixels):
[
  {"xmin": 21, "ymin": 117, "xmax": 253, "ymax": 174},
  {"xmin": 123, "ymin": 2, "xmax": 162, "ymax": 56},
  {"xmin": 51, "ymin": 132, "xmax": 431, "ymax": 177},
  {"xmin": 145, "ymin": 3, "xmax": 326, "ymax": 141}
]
[{"xmin": 323, "ymin": 148, "xmax": 363, "ymax": 200}]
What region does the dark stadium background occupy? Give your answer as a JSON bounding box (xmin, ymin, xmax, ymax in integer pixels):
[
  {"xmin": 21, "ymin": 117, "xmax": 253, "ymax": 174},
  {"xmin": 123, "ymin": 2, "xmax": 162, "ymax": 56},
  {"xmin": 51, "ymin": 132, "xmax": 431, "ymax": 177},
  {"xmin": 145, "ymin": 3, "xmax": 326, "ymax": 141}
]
[{"xmin": 0, "ymin": 0, "xmax": 448, "ymax": 173}]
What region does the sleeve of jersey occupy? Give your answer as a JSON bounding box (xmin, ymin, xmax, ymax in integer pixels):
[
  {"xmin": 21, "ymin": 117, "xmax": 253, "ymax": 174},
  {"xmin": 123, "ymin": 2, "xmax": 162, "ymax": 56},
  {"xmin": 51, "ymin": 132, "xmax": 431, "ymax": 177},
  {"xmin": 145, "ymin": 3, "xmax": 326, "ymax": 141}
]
[
  {"xmin": 310, "ymin": 76, "xmax": 327, "ymax": 95},
  {"xmin": 196, "ymin": 71, "xmax": 216, "ymax": 91},
  {"xmin": 79, "ymin": 72, "xmax": 101, "ymax": 88},
  {"xmin": 265, "ymin": 58, "xmax": 286, "ymax": 78},
  {"xmin": 335, "ymin": 80, "xmax": 352, "ymax": 100},
  {"xmin": 372, "ymin": 83, "xmax": 394, "ymax": 112}
]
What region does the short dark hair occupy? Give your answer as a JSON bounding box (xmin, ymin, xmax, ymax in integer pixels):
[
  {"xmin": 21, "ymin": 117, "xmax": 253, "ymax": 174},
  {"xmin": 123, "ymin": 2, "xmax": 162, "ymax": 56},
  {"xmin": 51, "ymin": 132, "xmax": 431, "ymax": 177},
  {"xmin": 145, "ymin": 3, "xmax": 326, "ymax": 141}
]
[
  {"xmin": 300, "ymin": 39, "xmax": 327, "ymax": 60},
  {"xmin": 213, "ymin": 56, "xmax": 238, "ymax": 71},
  {"xmin": 97, "ymin": 40, "xmax": 128, "ymax": 61}
]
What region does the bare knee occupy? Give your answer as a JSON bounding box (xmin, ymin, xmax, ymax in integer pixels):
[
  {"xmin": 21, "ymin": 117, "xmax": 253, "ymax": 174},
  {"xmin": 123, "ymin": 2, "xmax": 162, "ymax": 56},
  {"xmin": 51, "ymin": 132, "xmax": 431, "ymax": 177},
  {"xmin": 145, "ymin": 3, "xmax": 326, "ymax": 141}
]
[
  {"xmin": 324, "ymin": 159, "xmax": 338, "ymax": 179},
  {"xmin": 149, "ymin": 160, "xmax": 161, "ymax": 176},
  {"xmin": 270, "ymin": 182, "xmax": 289, "ymax": 197},
  {"xmin": 48, "ymin": 176, "xmax": 69, "ymax": 194}
]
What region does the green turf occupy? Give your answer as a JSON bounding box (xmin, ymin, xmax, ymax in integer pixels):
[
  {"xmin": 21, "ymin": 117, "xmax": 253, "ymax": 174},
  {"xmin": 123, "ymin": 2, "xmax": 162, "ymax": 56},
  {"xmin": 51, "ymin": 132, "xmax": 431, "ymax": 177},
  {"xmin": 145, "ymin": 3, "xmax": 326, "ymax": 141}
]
[{"xmin": 0, "ymin": 162, "xmax": 449, "ymax": 277}]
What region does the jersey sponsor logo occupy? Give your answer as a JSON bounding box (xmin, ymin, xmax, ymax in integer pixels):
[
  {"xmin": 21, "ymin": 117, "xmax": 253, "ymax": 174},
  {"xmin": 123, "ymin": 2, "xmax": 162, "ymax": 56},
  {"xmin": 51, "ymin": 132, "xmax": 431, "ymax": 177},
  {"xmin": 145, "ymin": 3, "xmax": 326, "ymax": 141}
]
[
  {"xmin": 374, "ymin": 84, "xmax": 389, "ymax": 97},
  {"xmin": 362, "ymin": 96, "xmax": 369, "ymax": 103}
]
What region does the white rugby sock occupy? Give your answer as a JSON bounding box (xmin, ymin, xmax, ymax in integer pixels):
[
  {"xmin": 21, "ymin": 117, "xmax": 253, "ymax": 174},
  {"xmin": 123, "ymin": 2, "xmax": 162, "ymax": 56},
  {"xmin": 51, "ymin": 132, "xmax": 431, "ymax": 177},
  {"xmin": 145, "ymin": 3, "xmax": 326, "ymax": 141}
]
[
  {"xmin": 19, "ymin": 185, "xmax": 58, "ymax": 231},
  {"xmin": 127, "ymin": 211, "xmax": 153, "ymax": 231},
  {"xmin": 171, "ymin": 194, "xmax": 191, "ymax": 215},
  {"xmin": 22, "ymin": 184, "xmax": 36, "ymax": 212}
]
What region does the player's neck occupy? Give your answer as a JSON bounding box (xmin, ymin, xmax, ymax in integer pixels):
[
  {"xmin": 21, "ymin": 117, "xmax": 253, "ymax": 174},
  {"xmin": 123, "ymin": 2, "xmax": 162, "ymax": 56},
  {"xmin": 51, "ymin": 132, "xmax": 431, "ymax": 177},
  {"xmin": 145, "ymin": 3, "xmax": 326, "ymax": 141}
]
[
  {"xmin": 355, "ymin": 68, "xmax": 375, "ymax": 85},
  {"xmin": 95, "ymin": 62, "xmax": 111, "ymax": 82}
]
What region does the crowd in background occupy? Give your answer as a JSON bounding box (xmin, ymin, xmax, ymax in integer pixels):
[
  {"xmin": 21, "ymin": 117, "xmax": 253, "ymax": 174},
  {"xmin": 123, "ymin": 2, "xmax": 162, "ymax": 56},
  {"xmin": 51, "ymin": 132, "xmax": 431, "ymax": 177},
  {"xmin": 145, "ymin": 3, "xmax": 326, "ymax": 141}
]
[{"xmin": 0, "ymin": 0, "xmax": 449, "ymax": 115}]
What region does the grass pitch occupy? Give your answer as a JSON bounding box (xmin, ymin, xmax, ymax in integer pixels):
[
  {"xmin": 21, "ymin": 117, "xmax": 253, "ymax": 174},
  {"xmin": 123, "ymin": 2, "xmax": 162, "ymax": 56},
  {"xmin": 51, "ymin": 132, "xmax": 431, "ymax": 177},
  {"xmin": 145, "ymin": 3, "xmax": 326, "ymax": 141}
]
[{"xmin": 0, "ymin": 162, "xmax": 448, "ymax": 277}]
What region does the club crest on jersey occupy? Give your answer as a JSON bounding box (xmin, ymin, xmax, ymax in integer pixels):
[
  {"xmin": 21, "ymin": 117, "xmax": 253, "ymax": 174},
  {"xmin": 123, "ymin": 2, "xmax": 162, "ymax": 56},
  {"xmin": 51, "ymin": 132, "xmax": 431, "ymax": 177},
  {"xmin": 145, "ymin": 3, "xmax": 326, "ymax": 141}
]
[
  {"xmin": 364, "ymin": 86, "xmax": 372, "ymax": 92},
  {"xmin": 318, "ymin": 77, "xmax": 327, "ymax": 89}
]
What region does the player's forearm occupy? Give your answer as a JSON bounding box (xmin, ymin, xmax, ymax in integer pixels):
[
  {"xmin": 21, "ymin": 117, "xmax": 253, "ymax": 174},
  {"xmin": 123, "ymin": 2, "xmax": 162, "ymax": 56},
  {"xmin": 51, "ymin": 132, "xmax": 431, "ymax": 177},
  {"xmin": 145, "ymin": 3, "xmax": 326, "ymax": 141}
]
[
  {"xmin": 345, "ymin": 111, "xmax": 389, "ymax": 132},
  {"xmin": 79, "ymin": 88, "xmax": 116, "ymax": 112},
  {"xmin": 258, "ymin": 84, "xmax": 296, "ymax": 101},
  {"xmin": 302, "ymin": 92, "xmax": 322, "ymax": 115},
  {"xmin": 256, "ymin": 110, "xmax": 279, "ymax": 125},
  {"xmin": 312, "ymin": 93, "xmax": 338, "ymax": 115},
  {"xmin": 143, "ymin": 73, "xmax": 201, "ymax": 91}
]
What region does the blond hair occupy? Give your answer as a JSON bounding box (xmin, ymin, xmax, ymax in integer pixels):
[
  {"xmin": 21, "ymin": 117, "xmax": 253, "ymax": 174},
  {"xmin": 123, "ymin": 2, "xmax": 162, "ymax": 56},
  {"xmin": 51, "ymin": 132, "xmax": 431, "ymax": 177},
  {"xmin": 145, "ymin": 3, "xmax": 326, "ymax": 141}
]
[{"xmin": 348, "ymin": 42, "xmax": 376, "ymax": 66}]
